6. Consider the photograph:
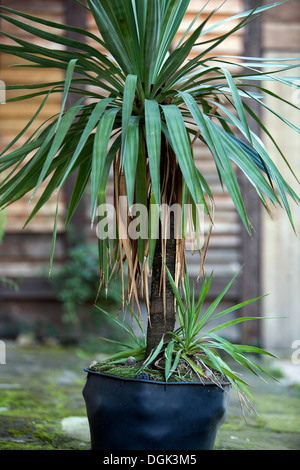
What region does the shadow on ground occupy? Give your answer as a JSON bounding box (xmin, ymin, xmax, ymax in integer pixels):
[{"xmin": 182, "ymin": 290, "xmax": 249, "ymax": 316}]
[{"xmin": 0, "ymin": 342, "xmax": 299, "ymax": 450}]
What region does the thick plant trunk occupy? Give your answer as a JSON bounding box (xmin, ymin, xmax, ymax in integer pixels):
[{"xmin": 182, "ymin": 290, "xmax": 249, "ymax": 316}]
[
  {"xmin": 146, "ymin": 140, "xmax": 177, "ymax": 357},
  {"xmin": 146, "ymin": 213, "xmax": 176, "ymax": 356}
]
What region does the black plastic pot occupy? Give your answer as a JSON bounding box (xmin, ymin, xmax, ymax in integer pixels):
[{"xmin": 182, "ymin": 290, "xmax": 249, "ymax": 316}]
[{"xmin": 83, "ymin": 368, "xmax": 231, "ymax": 450}]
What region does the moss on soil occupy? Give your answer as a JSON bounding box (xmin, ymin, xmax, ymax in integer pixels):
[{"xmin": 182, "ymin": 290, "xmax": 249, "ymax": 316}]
[
  {"xmin": 89, "ymin": 360, "xmax": 178, "ymax": 382},
  {"xmin": 89, "ymin": 359, "xmax": 227, "ymax": 384}
]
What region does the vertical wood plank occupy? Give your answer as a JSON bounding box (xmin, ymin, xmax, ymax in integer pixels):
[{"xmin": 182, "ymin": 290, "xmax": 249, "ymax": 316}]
[
  {"xmin": 261, "ymin": 53, "xmax": 300, "ymax": 354},
  {"xmin": 239, "ymin": 0, "xmax": 262, "ymax": 345},
  {"xmin": 64, "ymin": 0, "xmax": 87, "ymax": 239}
]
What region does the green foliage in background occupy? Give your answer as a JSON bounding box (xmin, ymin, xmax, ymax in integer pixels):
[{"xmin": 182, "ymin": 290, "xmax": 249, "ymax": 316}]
[{"xmin": 49, "ymin": 241, "xmax": 123, "ymax": 324}]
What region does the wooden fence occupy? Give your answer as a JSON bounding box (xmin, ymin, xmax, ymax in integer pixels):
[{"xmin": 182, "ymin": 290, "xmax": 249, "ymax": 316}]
[{"xmin": 0, "ymin": 0, "xmax": 298, "ymax": 352}]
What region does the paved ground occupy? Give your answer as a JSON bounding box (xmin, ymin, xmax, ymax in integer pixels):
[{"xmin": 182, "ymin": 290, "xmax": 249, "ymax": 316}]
[{"xmin": 0, "ymin": 341, "xmax": 299, "ymax": 450}]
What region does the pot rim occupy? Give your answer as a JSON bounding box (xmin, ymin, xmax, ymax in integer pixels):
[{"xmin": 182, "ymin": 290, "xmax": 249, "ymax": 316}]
[{"xmin": 84, "ymin": 367, "xmax": 231, "ymax": 387}]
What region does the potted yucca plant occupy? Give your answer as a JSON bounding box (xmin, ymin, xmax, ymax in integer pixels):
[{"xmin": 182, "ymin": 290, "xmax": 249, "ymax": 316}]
[{"xmin": 0, "ymin": 0, "xmax": 299, "ymax": 450}]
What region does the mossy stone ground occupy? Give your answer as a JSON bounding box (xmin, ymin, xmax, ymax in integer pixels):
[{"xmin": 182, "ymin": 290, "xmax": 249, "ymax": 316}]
[
  {"xmin": 0, "ymin": 342, "xmax": 89, "ymax": 450},
  {"xmin": 0, "ymin": 342, "xmax": 299, "ymax": 450}
]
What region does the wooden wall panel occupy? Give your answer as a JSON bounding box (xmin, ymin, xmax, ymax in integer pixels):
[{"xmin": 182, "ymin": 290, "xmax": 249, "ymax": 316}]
[
  {"xmin": 0, "ymin": 0, "xmax": 65, "ymax": 240},
  {"xmin": 0, "ymin": 0, "xmax": 245, "ymax": 341},
  {"xmin": 85, "ymin": 0, "xmax": 244, "ymax": 292},
  {"xmin": 261, "ymin": 53, "xmax": 300, "ymax": 354},
  {"xmin": 260, "ymin": 0, "xmax": 300, "ymax": 354},
  {"xmin": 0, "ymin": 0, "xmax": 67, "ymax": 337}
]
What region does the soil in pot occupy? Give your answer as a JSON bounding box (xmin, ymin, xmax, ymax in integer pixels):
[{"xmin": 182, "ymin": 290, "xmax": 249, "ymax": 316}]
[{"xmin": 88, "ymin": 357, "xmax": 228, "ymax": 385}]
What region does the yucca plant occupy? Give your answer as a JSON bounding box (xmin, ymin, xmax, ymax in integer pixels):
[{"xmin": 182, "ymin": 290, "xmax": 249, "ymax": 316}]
[
  {"xmin": 0, "ymin": 0, "xmax": 299, "ymax": 361},
  {"xmin": 141, "ymin": 267, "xmax": 279, "ymax": 404},
  {"xmin": 94, "ymin": 266, "xmax": 278, "ymax": 405},
  {"xmin": 96, "ymin": 304, "xmax": 147, "ymax": 364}
]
